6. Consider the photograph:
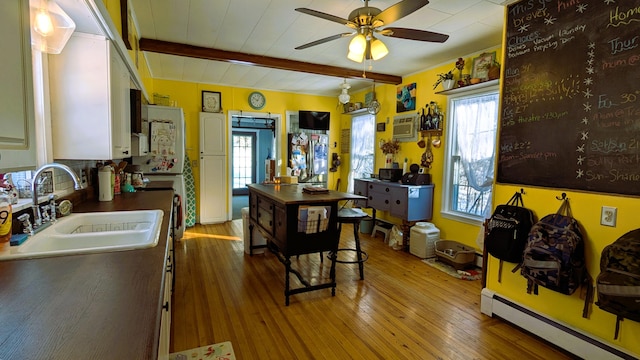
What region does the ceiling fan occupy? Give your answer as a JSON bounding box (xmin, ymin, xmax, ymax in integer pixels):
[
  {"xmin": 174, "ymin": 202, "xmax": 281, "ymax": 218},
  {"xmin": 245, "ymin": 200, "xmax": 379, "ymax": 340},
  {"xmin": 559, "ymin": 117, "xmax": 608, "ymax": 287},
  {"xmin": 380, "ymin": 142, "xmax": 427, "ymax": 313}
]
[{"xmin": 295, "ymin": 0, "xmax": 449, "ymax": 63}]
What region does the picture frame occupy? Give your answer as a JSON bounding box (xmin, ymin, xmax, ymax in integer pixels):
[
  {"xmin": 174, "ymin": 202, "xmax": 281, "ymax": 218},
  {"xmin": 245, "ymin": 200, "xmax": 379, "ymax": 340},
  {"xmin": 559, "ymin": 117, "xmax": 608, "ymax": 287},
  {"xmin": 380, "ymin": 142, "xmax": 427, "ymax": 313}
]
[
  {"xmin": 472, "ymin": 52, "xmax": 496, "ymax": 80},
  {"xmin": 202, "ymin": 91, "xmax": 221, "ymax": 113}
]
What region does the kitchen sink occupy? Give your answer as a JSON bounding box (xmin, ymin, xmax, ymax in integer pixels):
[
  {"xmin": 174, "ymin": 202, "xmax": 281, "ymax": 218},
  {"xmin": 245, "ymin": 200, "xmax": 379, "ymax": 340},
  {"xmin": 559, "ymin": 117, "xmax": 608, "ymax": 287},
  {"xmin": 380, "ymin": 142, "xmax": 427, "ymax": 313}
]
[{"xmin": 0, "ymin": 210, "xmax": 164, "ymax": 261}]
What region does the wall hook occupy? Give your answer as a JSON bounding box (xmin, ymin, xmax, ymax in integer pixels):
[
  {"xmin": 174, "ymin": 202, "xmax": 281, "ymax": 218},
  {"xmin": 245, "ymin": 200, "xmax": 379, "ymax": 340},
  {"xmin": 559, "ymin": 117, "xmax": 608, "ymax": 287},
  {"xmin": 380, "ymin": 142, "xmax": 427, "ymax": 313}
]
[
  {"xmin": 519, "ymin": 188, "xmax": 525, "ymax": 194},
  {"xmin": 556, "ymin": 192, "xmax": 567, "ymax": 200}
]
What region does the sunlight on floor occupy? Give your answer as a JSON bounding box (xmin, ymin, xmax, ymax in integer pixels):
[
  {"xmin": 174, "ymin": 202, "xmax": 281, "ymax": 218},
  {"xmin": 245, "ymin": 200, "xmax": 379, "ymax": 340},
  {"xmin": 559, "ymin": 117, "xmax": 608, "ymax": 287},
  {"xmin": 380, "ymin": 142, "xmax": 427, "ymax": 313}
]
[{"xmin": 181, "ymin": 232, "xmax": 241, "ymax": 242}]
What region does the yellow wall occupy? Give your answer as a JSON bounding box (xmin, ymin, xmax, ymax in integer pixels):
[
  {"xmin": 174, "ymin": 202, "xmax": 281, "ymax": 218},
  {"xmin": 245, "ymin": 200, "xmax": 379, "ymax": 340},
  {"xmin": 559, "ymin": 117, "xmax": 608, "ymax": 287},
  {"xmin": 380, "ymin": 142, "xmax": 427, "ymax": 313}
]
[{"xmin": 151, "ymin": 79, "xmax": 341, "ymax": 214}]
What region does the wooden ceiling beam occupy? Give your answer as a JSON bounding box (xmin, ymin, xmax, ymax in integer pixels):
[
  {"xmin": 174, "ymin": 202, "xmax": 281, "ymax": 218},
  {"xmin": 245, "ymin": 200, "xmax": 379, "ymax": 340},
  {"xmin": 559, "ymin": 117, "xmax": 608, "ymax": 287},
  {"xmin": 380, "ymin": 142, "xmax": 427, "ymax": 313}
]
[{"xmin": 138, "ymin": 38, "xmax": 403, "ymax": 85}]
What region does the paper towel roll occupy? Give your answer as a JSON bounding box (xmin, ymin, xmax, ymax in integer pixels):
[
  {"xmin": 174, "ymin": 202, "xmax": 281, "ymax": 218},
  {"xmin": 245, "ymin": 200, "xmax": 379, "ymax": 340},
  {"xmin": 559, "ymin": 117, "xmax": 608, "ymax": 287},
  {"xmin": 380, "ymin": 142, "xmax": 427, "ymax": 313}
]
[{"xmin": 98, "ymin": 167, "xmax": 113, "ymax": 202}]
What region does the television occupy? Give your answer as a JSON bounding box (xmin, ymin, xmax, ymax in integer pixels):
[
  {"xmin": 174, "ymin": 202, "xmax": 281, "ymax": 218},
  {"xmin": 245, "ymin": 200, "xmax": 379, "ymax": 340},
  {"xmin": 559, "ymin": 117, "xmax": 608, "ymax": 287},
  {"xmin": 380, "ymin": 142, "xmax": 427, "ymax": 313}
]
[{"xmin": 299, "ymin": 110, "xmax": 330, "ymax": 130}]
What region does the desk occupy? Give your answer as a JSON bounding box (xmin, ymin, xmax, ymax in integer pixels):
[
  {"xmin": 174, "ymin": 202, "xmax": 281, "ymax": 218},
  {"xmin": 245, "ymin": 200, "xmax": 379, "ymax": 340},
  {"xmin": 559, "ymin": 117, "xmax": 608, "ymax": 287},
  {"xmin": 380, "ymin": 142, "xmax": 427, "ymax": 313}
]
[
  {"xmin": 247, "ymin": 184, "xmax": 364, "ymax": 305},
  {"xmin": 353, "ymin": 179, "xmax": 434, "ymax": 249}
]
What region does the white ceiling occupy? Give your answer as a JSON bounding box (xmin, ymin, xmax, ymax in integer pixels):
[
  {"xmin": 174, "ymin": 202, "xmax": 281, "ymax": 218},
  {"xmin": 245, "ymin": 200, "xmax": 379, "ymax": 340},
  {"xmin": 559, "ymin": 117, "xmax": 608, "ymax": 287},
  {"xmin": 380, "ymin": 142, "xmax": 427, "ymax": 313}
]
[{"xmin": 128, "ymin": 0, "xmax": 508, "ymax": 97}]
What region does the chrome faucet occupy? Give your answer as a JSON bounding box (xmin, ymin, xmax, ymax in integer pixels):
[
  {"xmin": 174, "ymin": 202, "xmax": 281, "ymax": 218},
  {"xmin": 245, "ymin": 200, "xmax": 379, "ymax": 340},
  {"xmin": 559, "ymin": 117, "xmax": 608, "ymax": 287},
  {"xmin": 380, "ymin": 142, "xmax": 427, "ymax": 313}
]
[{"xmin": 31, "ymin": 163, "xmax": 83, "ymax": 227}]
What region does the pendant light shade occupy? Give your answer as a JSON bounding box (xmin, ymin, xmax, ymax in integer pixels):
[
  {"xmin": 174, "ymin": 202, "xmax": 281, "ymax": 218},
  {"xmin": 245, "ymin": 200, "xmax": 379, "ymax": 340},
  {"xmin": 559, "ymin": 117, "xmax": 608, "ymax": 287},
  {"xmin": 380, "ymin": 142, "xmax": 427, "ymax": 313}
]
[
  {"xmin": 338, "ymin": 79, "xmax": 351, "ymax": 104},
  {"xmin": 30, "ymin": 0, "xmax": 76, "ymax": 54},
  {"xmin": 370, "ymin": 38, "xmax": 389, "ymax": 61}
]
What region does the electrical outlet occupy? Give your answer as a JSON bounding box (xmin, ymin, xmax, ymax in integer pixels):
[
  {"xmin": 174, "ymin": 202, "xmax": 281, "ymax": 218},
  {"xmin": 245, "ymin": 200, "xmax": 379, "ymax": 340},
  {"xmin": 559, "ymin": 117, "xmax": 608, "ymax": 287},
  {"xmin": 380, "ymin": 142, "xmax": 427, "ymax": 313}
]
[
  {"xmin": 601, "ymin": 206, "xmax": 617, "ymax": 227},
  {"xmin": 191, "ymin": 159, "xmax": 198, "ymax": 168}
]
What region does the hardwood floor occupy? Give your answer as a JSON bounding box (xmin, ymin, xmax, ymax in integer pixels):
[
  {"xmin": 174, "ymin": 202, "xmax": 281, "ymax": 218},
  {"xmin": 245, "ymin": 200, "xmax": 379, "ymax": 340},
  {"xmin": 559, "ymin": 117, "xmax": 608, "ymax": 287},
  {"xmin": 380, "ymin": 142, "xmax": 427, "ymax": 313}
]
[{"xmin": 170, "ymin": 220, "xmax": 576, "ymax": 359}]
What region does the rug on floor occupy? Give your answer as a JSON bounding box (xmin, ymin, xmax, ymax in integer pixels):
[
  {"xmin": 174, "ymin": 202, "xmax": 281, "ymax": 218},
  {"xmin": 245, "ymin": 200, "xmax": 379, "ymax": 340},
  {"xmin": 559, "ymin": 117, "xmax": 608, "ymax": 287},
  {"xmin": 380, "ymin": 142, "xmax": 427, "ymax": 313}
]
[
  {"xmin": 422, "ymin": 258, "xmax": 482, "ymax": 281},
  {"xmin": 169, "ymin": 341, "xmax": 236, "ymax": 360}
]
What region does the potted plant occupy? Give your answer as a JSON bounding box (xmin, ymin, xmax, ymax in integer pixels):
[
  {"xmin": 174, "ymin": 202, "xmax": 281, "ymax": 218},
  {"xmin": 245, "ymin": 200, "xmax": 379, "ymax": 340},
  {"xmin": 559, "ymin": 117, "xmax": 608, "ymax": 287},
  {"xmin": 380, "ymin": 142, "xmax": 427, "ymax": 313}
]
[{"xmin": 433, "ymin": 69, "xmax": 456, "ymax": 90}]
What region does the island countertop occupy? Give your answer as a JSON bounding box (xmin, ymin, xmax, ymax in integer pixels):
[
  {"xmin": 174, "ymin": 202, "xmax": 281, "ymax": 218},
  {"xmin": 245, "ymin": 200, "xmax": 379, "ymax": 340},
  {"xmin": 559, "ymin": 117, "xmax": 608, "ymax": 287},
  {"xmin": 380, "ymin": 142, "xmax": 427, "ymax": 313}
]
[
  {"xmin": 0, "ymin": 190, "xmax": 174, "ymax": 360},
  {"xmin": 247, "ymin": 183, "xmax": 364, "ymax": 205}
]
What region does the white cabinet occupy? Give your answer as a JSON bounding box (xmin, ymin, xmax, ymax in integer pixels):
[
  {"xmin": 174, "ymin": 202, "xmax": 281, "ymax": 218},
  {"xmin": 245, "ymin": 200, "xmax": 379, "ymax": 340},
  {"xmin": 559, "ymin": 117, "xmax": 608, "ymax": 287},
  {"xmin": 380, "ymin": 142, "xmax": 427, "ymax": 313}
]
[
  {"xmin": 0, "ymin": 0, "xmax": 36, "ymax": 171},
  {"xmin": 49, "ymin": 33, "xmax": 131, "ymax": 160},
  {"xmin": 199, "ymin": 112, "xmax": 227, "ymax": 224}
]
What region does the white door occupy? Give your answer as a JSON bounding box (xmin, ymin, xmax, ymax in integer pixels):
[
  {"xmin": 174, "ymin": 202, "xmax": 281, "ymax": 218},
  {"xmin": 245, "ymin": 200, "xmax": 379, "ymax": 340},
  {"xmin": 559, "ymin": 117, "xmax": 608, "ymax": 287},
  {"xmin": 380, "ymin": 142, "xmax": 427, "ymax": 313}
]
[
  {"xmin": 199, "ymin": 155, "xmax": 226, "ymax": 224},
  {"xmin": 200, "ymin": 112, "xmax": 225, "ymax": 155}
]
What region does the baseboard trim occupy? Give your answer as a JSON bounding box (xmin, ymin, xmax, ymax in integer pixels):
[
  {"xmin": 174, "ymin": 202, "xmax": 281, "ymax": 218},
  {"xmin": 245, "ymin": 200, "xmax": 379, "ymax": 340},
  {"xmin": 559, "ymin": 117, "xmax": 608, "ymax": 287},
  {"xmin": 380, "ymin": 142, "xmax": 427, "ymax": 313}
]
[{"xmin": 480, "ymin": 288, "xmax": 637, "ymax": 360}]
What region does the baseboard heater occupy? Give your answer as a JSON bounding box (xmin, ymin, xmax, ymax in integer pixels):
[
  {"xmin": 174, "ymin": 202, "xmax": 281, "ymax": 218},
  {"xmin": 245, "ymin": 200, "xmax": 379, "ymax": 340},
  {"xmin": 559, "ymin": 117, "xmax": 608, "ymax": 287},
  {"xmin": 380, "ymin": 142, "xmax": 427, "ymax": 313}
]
[{"xmin": 480, "ymin": 288, "xmax": 638, "ymax": 360}]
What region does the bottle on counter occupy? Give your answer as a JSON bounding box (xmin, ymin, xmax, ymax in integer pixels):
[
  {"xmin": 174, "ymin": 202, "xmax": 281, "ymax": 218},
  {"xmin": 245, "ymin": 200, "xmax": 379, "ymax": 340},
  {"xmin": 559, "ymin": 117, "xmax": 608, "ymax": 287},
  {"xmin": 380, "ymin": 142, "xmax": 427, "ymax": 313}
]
[{"xmin": 0, "ymin": 194, "xmax": 12, "ymax": 251}]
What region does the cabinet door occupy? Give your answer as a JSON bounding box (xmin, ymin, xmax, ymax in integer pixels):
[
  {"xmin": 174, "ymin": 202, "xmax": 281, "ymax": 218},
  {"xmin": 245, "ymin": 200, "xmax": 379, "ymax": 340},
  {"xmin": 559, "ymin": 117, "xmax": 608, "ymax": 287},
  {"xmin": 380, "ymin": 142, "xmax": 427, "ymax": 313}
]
[
  {"xmin": 109, "ymin": 42, "xmax": 131, "ymax": 158},
  {"xmin": 199, "ymin": 155, "xmax": 227, "ymax": 223},
  {"xmin": 0, "ymin": 0, "xmax": 36, "ymax": 172},
  {"xmin": 50, "ymin": 33, "xmax": 110, "ymax": 159},
  {"xmin": 199, "ymin": 112, "xmax": 225, "ymax": 156},
  {"xmin": 389, "ymin": 187, "xmax": 409, "ymax": 219}
]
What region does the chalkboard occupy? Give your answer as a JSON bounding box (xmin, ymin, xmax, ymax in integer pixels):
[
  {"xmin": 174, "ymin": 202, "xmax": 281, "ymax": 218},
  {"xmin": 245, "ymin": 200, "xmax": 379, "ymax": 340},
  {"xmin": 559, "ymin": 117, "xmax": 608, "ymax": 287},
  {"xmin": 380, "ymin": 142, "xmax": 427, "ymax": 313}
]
[{"xmin": 497, "ymin": 0, "xmax": 640, "ymax": 196}]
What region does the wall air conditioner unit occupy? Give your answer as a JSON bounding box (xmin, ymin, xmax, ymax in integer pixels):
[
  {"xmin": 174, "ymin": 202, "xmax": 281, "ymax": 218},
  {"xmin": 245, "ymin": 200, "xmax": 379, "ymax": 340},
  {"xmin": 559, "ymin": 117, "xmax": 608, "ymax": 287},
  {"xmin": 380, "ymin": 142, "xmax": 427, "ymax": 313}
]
[{"xmin": 392, "ymin": 114, "xmax": 418, "ymax": 142}]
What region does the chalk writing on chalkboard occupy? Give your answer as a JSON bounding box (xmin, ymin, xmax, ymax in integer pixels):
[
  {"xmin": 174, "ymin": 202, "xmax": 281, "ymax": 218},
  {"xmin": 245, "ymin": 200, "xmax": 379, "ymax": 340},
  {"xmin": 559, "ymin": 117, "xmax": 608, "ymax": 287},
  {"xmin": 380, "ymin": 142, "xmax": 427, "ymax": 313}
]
[{"xmin": 497, "ymin": 0, "xmax": 640, "ymax": 196}]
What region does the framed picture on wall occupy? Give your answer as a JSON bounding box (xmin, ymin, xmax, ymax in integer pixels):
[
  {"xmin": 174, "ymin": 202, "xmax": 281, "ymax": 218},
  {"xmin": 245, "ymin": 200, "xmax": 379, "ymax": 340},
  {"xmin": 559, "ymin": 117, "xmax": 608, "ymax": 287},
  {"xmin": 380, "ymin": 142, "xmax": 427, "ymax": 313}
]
[
  {"xmin": 472, "ymin": 52, "xmax": 496, "ymax": 80},
  {"xmin": 202, "ymin": 91, "xmax": 221, "ymax": 113}
]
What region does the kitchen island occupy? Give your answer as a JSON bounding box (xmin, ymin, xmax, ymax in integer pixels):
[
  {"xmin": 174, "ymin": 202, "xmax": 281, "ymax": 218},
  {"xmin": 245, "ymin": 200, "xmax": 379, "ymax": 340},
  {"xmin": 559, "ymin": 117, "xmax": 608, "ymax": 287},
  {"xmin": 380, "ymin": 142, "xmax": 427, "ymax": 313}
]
[
  {"xmin": 0, "ymin": 190, "xmax": 174, "ymax": 359},
  {"xmin": 248, "ymin": 183, "xmax": 364, "ymax": 305}
]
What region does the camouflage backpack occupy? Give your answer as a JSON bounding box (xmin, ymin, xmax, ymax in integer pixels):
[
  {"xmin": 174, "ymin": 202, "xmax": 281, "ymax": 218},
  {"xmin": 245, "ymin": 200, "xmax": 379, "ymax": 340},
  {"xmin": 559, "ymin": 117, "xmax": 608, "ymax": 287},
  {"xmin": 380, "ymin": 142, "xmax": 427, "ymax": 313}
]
[
  {"xmin": 519, "ymin": 198, "xmax": 593, "ymax": 318},
  {"xmin": 596, "ymin": 228, "xmax": 640, "ymax": 339}
]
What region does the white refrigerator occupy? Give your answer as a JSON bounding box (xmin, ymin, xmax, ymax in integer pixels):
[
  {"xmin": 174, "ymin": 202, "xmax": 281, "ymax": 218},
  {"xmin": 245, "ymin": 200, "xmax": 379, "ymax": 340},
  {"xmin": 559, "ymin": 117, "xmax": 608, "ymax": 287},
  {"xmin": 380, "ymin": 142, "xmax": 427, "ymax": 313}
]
[
  {"xmin": 132, "ymin": 105, "xmax": 187, "ymax": 239},
  {"xmin": 199, "ymin": 112, "xmax": 227, "ymax": 224}
]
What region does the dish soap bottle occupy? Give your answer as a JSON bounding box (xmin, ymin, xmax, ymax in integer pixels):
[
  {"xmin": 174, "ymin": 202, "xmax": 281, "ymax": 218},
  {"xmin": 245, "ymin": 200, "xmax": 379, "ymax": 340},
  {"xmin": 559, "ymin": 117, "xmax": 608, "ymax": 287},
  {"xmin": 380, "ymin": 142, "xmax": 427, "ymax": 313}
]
[{"xmin": 0, "ymin": 194, "xmax": 12, "ymax": 251}]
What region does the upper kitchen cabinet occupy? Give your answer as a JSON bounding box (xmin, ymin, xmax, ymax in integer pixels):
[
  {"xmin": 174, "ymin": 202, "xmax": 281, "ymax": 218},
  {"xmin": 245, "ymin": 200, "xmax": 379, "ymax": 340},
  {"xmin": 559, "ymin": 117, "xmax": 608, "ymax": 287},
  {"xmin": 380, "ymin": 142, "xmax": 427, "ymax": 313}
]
[
  {"xmin": 49, "ymin": 33, "xmax": 131, "ymax": 160},
  {"xmin": 0, "ymin": 0, "xmax": 36, "ymax": 172}
]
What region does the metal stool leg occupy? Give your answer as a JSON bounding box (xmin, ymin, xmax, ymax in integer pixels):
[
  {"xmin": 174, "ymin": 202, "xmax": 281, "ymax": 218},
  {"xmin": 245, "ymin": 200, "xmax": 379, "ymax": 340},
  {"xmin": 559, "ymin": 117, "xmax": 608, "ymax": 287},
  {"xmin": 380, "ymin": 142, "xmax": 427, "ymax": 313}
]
[{"xmin": 352, "ymin": 221, "xmax": 364, "ymax": 280}]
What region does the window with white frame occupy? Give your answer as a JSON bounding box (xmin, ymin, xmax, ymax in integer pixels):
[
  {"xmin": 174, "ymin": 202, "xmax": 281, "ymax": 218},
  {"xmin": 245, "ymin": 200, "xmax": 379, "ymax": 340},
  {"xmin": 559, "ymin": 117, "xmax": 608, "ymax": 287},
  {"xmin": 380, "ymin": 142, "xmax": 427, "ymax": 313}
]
[
  {"xmin": 442, "ymin": 87, "xmax": 499, "ymax": 224},
  {"xmin": 347, "ymin": 113, "xmax": 375, "ymax": 193}
]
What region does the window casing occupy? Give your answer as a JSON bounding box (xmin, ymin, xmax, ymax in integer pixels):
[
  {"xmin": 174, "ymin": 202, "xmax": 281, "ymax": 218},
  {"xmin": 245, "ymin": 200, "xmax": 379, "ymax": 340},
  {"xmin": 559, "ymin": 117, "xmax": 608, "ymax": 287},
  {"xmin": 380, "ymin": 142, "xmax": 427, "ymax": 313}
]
[{"xmin": 441, "ymin": 86, "xmax": 499, "ymax": 224}]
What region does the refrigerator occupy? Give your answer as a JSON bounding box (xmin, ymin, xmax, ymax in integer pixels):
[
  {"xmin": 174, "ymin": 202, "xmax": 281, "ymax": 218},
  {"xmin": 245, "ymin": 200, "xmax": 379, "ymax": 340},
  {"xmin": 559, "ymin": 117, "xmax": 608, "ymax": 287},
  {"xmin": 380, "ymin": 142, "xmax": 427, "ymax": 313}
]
[
  {"xmin": 288, "ymin": 132, "xmax": 328, "ymax": 186},
  {"xmin": 132, "ymin": 105, "xmax": 187, "ymax": 240}
]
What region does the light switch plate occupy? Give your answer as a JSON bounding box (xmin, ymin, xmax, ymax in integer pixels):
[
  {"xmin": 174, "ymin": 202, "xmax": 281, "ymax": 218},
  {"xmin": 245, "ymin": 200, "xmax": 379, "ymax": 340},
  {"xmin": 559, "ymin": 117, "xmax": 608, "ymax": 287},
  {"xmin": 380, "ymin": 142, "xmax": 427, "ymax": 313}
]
[{"xmin": 601, "ymin": 206, "xmax": 617, "ymax": 227}]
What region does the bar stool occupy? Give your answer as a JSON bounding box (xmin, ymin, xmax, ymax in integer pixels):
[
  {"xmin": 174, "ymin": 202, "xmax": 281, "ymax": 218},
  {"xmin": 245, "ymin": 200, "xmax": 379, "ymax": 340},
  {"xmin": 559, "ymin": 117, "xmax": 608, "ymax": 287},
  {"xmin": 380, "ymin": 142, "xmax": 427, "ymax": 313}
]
[{"xmin": 332, "ymin": 207, "xmax": 369, "ymax": 280}]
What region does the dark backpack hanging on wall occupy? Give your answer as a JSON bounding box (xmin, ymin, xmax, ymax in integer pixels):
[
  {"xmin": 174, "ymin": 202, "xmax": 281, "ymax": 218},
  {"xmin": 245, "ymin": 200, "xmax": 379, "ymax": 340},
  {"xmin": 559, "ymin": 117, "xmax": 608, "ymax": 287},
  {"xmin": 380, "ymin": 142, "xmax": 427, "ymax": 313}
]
[
  {"xmin": 596, "ymin": 228, "xmax": 640, "ymax": 339},
  {"xmin": 485, "ymin": 191, "xmax": 534, "ymax": 282},
  {"xmin": 519, "ymin": 196, "xmax": 593, "ymax": 318}
]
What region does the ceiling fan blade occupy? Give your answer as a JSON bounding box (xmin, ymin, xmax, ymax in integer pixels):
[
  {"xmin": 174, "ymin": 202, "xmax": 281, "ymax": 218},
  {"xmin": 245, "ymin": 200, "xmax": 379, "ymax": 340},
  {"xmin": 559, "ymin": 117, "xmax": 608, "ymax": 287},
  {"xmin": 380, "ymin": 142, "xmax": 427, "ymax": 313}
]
[
  {"xmin": 295, "ymin": 33, "xmax": 355, "ymax": 50},
  {"xmin": 379, "ymin": 27, "xmax": 449, "ymax": 43},
  {"xmin": 373, "ymin": 0, "xmax": 429, "ymax": 26},
  {"xmin": 295, "ymin": 8, "xmax": 358, "ymax": 29}
]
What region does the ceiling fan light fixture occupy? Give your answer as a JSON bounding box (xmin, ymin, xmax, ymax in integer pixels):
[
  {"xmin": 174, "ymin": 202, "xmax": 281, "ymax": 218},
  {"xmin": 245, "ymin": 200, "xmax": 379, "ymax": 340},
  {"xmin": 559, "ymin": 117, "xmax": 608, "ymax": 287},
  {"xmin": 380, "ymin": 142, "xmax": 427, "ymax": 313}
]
[
  {"xmin": 347, "ymin": 49, "xmax": 365, "ymax": 63},
  {"xmin": 370, "ymin": 38, "xmax": 389, "ymax": 61}
]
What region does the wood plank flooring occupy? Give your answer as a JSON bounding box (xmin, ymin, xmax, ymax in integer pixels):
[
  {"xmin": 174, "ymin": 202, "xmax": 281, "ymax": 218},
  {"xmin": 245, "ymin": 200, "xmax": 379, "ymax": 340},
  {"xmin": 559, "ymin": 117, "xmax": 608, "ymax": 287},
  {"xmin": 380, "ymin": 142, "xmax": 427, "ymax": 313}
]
[{"xmin": 170, "ymin": 220, "xmax": 576, "ymax": 359}]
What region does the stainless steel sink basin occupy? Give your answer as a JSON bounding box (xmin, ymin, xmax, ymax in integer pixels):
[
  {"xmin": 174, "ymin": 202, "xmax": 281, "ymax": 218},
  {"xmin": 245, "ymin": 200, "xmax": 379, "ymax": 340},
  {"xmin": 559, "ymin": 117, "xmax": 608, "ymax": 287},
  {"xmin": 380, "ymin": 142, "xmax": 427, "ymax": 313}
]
[{"xmin": 0, "ymin": 210, "xmax": 164, "ymax": 261}]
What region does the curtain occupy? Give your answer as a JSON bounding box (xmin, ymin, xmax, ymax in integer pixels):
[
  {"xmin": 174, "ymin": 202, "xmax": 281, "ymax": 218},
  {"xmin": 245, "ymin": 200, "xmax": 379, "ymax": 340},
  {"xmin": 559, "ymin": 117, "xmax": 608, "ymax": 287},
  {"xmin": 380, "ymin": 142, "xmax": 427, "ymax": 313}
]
[
  {"xmin": 453, "ymin": 93, "xmax": 499, "ymax": 216},
  {"xmin": 348, "ymin": 114, "xmax": 375, "ymax": 193}
]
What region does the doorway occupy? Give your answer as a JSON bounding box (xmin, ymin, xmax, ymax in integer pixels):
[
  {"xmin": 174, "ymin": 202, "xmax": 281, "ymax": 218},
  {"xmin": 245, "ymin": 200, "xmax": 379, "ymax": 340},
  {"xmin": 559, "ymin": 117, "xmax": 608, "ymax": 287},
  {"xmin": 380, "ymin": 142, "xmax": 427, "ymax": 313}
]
[
  {"xmin": 232, "ymin": 131, "xmax": 256, "ymax": 196},
  {"xmin": 228, "ymin": 111, "xmax": 281, "ymax": 220}
]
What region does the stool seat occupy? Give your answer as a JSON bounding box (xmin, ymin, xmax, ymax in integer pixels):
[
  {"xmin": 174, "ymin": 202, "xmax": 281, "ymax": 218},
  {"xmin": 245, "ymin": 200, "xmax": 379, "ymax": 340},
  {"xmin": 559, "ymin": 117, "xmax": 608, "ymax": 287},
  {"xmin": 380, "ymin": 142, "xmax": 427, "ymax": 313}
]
[{"xmin": 332, "ymin": 207, "xmax": 369, "ymax": 280}]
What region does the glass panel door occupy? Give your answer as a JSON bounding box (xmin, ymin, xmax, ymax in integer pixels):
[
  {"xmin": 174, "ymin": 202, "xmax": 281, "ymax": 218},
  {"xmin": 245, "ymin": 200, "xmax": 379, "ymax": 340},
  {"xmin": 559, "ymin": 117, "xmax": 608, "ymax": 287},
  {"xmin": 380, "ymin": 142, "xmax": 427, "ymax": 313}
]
[{"xmin": 232, "ymin": 132, "xmax": 256, "ymax": 195}]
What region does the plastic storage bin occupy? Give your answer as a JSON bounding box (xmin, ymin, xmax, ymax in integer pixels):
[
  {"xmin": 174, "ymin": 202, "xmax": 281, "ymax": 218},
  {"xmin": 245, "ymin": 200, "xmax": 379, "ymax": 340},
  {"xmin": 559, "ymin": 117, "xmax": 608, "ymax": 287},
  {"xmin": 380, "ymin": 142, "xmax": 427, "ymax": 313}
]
[
  {"xmin": 410, "ymin": 222, "xmax": 440, "ymax": 258},
  {"xmin": 241, "ymin": 207, "xmax": 266, "ymax": 254},
  {"xmin": 435, "ymin": 240, "xmax": 475, "ymax": 270}
]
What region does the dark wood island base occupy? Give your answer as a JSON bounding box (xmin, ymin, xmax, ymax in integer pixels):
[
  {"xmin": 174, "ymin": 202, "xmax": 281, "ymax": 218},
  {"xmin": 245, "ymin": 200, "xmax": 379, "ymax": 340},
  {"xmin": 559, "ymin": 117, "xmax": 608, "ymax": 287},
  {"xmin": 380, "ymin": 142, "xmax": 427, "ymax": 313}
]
[{"xmin": 247, "ymin": 184, "xmax": 364, "ymax": 305}]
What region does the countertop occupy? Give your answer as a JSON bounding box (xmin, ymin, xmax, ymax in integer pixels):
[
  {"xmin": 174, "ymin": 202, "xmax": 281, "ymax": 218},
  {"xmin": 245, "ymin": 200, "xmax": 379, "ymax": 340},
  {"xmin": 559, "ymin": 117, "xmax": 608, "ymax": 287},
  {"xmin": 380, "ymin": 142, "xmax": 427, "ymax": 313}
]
[
  {"xmin": 247, "ymin": 183, "xmax": 364, "ymax": 205},
  {"xmin": 0, "ymin": 190, "xmax": 174, "ymax": 360}
]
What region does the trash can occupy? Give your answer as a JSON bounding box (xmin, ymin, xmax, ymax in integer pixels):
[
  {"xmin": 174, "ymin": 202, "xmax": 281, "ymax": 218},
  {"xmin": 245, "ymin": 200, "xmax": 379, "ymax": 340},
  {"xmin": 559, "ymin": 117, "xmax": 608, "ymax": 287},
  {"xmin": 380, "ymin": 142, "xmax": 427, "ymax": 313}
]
[
  {"xmin": 241, "ymin": 207, "xmax": 265, "ymax": 254},
  {"xmin": 360, "ymin": 217, "xmax": 373, "ymax": 234}
]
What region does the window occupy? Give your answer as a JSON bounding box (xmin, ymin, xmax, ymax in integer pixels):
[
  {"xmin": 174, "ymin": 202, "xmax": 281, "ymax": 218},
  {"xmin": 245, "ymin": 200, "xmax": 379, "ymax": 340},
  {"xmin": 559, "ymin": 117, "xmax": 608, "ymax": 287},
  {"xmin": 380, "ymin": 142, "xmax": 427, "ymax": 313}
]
[
  {"xmin": 347, "ymin": 113, "xmax": 375, "ymax": 192},
  {"xmin": 442, "ymin": 87, "xmax": 499, "ymax": 224}
]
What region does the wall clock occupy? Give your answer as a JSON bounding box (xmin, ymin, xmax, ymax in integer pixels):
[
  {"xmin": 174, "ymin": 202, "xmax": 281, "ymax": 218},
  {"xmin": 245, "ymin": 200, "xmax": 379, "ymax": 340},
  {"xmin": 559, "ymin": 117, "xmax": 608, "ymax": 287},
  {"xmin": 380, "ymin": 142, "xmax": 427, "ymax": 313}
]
[{"xmin": 248, "ymin": 91, "xmax": 266, "ymax": 110}]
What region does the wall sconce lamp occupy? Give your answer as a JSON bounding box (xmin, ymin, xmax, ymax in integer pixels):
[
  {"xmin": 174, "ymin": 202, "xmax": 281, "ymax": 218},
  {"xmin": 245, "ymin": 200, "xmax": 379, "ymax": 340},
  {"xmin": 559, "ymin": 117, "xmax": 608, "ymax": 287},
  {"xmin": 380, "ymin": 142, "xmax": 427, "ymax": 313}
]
[{"xmin": 30, "ymin": 0, "xmax": 76, "ymax": 54}]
